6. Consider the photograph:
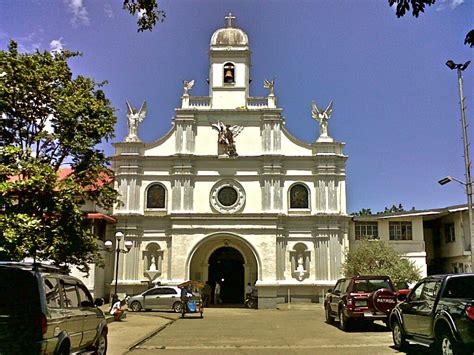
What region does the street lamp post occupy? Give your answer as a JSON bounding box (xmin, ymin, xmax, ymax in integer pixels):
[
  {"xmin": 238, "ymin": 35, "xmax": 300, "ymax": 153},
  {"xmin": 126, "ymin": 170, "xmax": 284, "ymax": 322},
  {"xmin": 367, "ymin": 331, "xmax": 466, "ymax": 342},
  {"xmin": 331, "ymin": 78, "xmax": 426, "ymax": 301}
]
[
  {"xmin": 105, "ymin": 231, "xmax": 133, "ymax": 296},
  {"xmin": 444, "ymin": 59, "xmax": 473, "ymax": 270}
]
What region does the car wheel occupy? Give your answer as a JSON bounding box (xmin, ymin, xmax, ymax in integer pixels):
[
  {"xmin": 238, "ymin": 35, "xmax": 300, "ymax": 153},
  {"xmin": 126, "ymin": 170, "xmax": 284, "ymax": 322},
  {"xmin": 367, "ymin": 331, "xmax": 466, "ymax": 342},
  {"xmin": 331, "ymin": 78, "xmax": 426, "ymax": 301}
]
[
  {"xmin": 173, "ymin": 301, "xmax": 183, "ymax": 313},
  {"xmin": 338, "ymin": 308, "xmax": 350, "ymax": 331},
  {"xmin": 325, "ymin": 305, "xmax": 334, "ymax": 324},
  {"xmin": 392, "ymin": 320, "xmax": 407, "ymax": 350},
  {"xmin": 93, "ymin": 330, "xmax": 108, "ymax": 355},
  {"xmin": 439, "ymin": 331, "xmax": 457, "ymax": 355},
  {"xmin": 130, "ymin": 301, "xmax": 142, "ymax": 312}
]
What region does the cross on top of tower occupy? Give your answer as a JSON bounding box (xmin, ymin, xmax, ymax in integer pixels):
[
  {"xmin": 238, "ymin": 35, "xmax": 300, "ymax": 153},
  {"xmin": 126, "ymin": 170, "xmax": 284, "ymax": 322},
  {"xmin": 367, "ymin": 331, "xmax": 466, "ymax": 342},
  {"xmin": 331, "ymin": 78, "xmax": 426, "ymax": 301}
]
[{"xmin": 225, "ymin": 12, "xmax": 236, "ymax": 27}]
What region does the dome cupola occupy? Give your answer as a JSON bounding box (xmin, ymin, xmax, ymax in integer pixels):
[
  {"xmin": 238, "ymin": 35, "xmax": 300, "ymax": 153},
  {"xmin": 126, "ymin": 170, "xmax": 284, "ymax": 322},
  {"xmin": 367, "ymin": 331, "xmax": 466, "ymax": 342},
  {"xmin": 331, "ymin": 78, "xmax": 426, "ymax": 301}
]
[{"xmin": 210, "ymin": 13, "xmax": 249, "ymax": 48}]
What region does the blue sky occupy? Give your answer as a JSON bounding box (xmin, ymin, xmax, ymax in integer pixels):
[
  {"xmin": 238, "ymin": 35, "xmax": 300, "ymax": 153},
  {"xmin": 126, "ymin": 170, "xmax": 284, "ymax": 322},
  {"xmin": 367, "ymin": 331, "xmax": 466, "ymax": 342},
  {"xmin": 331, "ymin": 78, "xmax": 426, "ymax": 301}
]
[{"xmin": 1, "ymin": 0, "xmax": 473, "ymax": 213}]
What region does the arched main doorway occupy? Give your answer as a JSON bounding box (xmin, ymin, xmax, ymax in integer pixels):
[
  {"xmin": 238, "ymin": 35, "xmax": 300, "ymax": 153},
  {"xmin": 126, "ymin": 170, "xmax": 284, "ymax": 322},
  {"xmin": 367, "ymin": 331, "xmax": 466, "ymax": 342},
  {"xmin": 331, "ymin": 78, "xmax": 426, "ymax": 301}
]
[
  {"xmin": 188, "ymin": 234, "xmax": 259, "ymax": 305},
  {"xmin": 208, "ymin": 247, "xmax": 244, "ymax": 303}
]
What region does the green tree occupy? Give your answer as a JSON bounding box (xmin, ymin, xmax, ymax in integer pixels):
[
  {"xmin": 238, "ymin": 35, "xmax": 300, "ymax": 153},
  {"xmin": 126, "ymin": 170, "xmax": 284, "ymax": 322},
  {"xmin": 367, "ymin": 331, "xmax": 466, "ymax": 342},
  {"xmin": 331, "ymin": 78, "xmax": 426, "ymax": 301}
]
[
  {"xmin": 381, "ymin": 203, "xmax": 406, "ymax": 214},
  {"xmin": 123, "ymin": 0, "xmax": 165, "ymax": 32},
  {"xmin": 388, "ymin": 0, "xmax": 473, "ymax": 47},
  {"xmin": 352, "ymin": 208, "xmax": 373, "ymax": 216},
  {"xmin": 342, "ymin": 239, "xmax": 421, "ymax": 284},
  {"xmin": 0, "ymin": 41, "xmax": 119, "ymax": 273}
]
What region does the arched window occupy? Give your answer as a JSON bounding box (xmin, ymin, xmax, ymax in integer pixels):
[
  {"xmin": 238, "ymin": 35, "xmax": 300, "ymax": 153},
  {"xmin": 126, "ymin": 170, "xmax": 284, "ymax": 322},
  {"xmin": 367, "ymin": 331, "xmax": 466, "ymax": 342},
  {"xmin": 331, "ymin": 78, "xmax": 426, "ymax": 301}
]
[
  {"xmin": 146, "ymin": 184, "xmax": 166, "ymax": 209},
  {"xmin": 289, "ymin": 184, "xmax": 309, "ymax": 209},
  {"xmin": 223, "ymin": 62, "xmax": 235, "ymax": 84}
]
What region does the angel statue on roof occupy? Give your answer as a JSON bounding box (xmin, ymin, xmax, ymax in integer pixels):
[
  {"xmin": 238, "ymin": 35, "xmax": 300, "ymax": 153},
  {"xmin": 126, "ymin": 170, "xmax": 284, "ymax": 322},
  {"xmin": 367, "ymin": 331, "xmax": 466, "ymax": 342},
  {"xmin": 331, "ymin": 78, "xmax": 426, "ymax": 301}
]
[
  {"xmin": 211, "ymin": 121, "xmax": 244, "ymax": 157},
  {"xmin": 263, "ymin": 78, "xmax": 275, "ymax": 96},
  {"xmin": 182, "ymin": 79, "xmax": 195, "ymax": 96},
  {"xmin": 311, "ymin": 100, "xmax": 333, "ymax": 140},
  {"xmin": 125, "ymin": 101, "xmax": 147, "ymax": 142}
]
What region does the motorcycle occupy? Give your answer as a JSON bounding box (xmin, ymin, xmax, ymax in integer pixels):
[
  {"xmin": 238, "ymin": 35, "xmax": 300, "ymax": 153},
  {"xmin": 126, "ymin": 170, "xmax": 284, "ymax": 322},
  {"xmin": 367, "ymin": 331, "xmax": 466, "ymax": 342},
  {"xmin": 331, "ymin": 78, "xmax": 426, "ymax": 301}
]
[{"xmin": 244, "ymin": 293, "xmax": 258, "ymax": 309}]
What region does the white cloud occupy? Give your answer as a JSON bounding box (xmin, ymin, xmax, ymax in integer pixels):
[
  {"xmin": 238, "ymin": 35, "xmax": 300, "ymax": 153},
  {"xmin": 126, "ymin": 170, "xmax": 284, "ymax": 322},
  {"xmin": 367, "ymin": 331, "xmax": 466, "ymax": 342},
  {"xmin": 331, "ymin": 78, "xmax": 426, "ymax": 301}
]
[
  {"xmin": 15, "ymin": 31, "xmax": 43, "ymax": 53},
  {"xmin": 65, "ymin": 0, "xmax": 90, "ymax": 27},
  {"xmin": 104, "ymin": 3, "xmax": 114, "ymax": 19},
  {"xmin": 437, "ymin": 0, "xmax": 465, "ymax": 11},
  {"xmin": 49, "ymin": 38, "xmax": 64, "ymax": 53}
]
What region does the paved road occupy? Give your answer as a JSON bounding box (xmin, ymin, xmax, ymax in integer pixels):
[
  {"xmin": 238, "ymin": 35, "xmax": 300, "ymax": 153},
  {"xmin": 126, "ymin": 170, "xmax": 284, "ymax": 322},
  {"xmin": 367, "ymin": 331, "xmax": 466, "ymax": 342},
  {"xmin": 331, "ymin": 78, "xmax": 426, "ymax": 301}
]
[{"xmin": 106, "ymin": 304, "xmax": 430, "ymax": 354}]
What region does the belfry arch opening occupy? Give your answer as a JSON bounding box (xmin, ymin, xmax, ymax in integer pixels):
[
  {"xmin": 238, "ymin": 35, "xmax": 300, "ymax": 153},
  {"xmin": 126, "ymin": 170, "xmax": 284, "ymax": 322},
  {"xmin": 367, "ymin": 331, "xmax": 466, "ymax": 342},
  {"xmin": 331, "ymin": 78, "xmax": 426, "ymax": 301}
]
[
  {"xmin": 188, "ymin": 235, "xmax": 259, "ymax": 305},
  {"xmin": 209, "ymin": 247, "xmax": 244, "ymax": 303}
]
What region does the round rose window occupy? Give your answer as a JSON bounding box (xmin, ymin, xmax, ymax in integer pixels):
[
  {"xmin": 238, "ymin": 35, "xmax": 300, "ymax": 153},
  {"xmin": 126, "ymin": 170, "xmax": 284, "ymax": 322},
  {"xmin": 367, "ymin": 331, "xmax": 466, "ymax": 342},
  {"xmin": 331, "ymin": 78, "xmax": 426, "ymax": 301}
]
[
  {"xmin": 218, "ymin": 186, "xmax": 238, "ymax": 206},
  {"xmin": 210, "ymin": 180, "xmax": 245, "ymax": 214}
]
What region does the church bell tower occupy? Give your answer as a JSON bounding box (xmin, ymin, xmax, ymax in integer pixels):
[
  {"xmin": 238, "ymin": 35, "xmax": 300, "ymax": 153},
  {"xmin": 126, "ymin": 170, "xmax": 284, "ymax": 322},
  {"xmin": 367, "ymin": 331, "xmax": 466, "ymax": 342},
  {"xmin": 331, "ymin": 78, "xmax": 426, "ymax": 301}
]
[{"xmin": 209, "ymin": 13, "xmax": 251, "ymax": 109}]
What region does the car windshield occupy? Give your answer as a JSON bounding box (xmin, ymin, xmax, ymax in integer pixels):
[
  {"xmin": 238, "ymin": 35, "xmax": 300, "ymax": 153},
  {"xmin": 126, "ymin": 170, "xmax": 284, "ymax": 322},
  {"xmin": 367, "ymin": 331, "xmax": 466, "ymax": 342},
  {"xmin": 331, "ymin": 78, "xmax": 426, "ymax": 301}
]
[
  {"xmin": 443, "ymin": 275, "xmax": 474, "ymax": 298},
  {"xmin": 353, "ymin": 279, "xmax": 393, "ymax": 292}
]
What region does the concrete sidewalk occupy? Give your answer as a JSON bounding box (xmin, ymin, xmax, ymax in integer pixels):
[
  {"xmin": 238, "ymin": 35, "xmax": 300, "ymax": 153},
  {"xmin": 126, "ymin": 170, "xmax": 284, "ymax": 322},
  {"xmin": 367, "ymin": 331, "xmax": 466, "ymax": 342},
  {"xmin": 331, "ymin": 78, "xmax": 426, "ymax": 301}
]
[{"xmin": 104, "ymin": 308, "xmax": 180, "ymax": 354}]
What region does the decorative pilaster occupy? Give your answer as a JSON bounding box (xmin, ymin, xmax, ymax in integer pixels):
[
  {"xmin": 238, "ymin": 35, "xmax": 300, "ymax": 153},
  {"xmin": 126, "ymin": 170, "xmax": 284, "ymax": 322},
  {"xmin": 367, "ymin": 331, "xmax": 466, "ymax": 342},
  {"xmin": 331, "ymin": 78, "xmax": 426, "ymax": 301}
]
[
  {"xmin": 261, "ymin": 160, "xmax": 283, "ymax": 211},
  {"xmin": 171, "ymin": 160, "xmax": 195, "ymax": 212},
  {"xmin": 174, "ymin": 113, "xmax": 196, "ymax": 154},
  {"xmin": 261, "ymin": 113, "xmax": 282, "ymax": 153},
  {"xmin": 113, "ymin": 142, "xmax": 144, "ymax": 215}
]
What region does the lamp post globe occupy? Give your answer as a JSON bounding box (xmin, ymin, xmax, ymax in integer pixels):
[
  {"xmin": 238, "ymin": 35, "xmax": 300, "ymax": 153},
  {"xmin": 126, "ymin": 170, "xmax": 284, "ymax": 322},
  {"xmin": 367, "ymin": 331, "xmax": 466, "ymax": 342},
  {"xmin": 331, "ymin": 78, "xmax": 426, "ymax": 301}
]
[{"xmin": 115, "ymin": 231, "xmax": 124, "ymax": 241}]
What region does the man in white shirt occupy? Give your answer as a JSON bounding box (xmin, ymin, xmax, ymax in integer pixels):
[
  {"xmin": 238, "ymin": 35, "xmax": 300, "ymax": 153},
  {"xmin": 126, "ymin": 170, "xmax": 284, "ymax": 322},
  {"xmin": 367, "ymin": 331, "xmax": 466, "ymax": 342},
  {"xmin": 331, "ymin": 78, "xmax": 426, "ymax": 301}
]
[{"xmin": 214, "ymin": 281, "xmax": 222, "ymax": 304}]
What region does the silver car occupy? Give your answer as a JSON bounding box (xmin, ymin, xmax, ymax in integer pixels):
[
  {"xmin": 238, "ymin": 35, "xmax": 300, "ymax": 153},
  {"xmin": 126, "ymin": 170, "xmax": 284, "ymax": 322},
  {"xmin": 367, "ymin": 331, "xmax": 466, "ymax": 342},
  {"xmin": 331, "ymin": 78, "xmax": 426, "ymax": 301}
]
[{"xmin": 127, "ymin": 286, "xmax": 183, "ymax": 312}]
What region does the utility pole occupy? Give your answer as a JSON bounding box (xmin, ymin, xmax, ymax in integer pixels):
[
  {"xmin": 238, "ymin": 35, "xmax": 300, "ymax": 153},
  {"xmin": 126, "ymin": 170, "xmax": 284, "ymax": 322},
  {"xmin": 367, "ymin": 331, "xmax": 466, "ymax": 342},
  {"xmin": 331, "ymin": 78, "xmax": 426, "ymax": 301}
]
[{"xmin": 446, "ymin": 60, "xmax": 473, "ymax": 271}]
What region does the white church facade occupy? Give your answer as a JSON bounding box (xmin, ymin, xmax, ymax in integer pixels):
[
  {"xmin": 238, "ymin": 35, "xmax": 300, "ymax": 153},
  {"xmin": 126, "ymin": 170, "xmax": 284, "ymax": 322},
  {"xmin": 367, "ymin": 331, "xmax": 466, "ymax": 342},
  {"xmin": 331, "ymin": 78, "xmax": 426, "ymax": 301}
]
[{"xmin": 111, "ymin": 14, "xmax": 349, "ymax": 308}]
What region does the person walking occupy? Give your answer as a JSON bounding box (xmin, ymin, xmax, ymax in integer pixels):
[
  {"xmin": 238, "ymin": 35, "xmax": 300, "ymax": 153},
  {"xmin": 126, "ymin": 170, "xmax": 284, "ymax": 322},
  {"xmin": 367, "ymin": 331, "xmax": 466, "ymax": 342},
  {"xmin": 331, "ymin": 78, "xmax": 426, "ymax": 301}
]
[
  {"xmin": 214, "ymin": 281, "xmax": 222, "ymax": 304},
  {"xmin": 202, "ymin": 281, "xmax": 212, "ymax": 307}
]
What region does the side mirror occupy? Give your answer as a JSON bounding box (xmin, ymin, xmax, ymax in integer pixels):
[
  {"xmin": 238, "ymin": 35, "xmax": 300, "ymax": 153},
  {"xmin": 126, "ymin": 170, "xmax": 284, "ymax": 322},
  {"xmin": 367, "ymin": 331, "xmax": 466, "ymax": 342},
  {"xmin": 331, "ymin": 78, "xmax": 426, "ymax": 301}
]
[
  {"xmin": 327, "ymin": 288, "xmax": 333, "ymax": 293},
  {"xmin": 397, "ymin": 293, "xmax": 407, "ymax": 302}
]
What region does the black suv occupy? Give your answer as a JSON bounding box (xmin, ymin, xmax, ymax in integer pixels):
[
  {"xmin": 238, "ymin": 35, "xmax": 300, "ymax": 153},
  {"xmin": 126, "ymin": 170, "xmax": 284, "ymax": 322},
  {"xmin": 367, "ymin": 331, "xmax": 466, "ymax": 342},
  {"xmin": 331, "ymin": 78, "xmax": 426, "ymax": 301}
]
[
  {"xmin": 324, "ymin": 275, "xmax": 400, "ymax": 331},
  {"xmin": 390, "ymin": 273, "xmax": 474, "ymax": 355},
  {"xmin": 0, "ymin": 262, "xmax": 108, "ymax": 354}
]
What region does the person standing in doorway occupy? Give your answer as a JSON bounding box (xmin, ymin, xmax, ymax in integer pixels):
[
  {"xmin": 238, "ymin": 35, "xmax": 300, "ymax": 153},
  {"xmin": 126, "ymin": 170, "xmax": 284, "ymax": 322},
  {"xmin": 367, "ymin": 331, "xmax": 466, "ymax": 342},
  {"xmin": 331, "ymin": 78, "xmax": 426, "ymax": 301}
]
[
  {"xmin": 202, "ymin": 281, "xmax": 212, "ymax": 307},
  {"xmin": 214, "ymin": 281, "xmax": 222, "ymax": 304},
  {"xmin": 245, "ymin": 282, "xmax": 253, "ymax": 298}
]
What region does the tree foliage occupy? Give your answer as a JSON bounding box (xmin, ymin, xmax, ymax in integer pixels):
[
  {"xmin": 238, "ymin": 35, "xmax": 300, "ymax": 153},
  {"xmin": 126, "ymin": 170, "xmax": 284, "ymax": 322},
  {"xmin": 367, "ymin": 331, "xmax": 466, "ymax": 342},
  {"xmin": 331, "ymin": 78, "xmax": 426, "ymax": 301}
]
[
  {"xmin": 123, "ymin": 0, "xmax": 166, "ymax": 32},
  {"xmin": 342, "ymin": 239, "xmax": 421, "ymax": 284},
  {"xmin": 353, "ymin": 208, "xmax": 373, "ymax": 216},
  {"xmin": 0, "ymin": 41, "xmax": 118, "ymax": 273},
  {"xmin": 382, "ymin": 203, "xmax": 405, "ymax": 214},
  {"xmin": 388, "ymin": 0, "xmax": 473, "ymax": 47},
  {"xmin": 388, "ymin": 0, "xmax": 435, "ymax": 17}
]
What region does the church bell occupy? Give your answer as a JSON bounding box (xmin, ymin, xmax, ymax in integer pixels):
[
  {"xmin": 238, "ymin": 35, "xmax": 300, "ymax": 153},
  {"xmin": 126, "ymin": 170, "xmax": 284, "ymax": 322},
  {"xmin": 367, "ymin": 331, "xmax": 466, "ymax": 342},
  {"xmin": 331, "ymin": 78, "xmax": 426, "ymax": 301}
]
[{"xmin": 224, "ymin": 69, "xmax": 234, "ymax": 80}]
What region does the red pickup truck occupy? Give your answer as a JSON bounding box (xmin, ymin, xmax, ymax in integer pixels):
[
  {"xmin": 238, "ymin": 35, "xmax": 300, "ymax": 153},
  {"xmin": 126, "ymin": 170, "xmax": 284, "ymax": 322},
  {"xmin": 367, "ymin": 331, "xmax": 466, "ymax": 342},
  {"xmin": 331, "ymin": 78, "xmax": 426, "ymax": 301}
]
[{"xmin": 324, "ymin": 275, "xmax": 404, "ymax": 331}]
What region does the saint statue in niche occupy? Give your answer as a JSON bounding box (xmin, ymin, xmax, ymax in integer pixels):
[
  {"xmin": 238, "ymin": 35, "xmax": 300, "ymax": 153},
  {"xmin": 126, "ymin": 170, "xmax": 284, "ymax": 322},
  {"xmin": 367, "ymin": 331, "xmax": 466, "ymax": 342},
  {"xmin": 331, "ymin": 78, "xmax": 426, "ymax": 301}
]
[
  {"xmin": 149, "ymin": 255, "xmax": 157, "ymax": 271},
  {"xmin": 295, "ymin": 253, "xmax": 306, "ymax": 280}
]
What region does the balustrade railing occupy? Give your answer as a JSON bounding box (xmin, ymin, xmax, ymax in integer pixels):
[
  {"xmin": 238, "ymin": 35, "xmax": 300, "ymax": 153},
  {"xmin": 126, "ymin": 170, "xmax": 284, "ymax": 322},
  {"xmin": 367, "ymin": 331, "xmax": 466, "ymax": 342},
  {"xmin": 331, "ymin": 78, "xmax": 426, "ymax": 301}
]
[
  {"xmin": 188, "ymin": 97, "xmax": 211, "ymax": 107},
  {"xmin": 247, "ymin": 97, "xmax": 268, "ymax": 107}
]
